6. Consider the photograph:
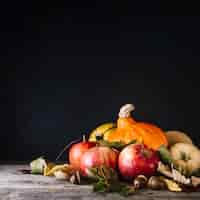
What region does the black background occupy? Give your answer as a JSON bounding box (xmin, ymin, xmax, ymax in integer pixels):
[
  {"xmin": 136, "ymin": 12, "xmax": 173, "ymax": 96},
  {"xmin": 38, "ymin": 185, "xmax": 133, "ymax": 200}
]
[{"xmin": 1, "ymin": 1, "xmax": 200, "ymax": 161}]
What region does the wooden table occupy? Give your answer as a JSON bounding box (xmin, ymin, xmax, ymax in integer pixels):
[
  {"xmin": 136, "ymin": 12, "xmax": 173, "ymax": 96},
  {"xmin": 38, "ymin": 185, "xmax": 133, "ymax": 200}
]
[{"xmin": 0, "ymin": 164, "xmax": 200, "ymax": 200}]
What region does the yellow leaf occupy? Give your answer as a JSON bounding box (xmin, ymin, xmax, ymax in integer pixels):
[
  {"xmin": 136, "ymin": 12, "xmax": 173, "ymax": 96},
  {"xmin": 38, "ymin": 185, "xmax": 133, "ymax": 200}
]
[
  {"xmin": 45, "ymin": 164, "xmax": 74, "ymax": 176},
  {"xmin": 43, "ymin": 162, "xmax": 55, "ymax": 176},
  {"xmin": 161, "ymin": 177, "xmax": 182, "ymax": 192}
]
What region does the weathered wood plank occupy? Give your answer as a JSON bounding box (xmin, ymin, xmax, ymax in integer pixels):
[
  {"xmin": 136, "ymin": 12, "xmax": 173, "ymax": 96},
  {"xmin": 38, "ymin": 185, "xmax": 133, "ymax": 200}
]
[{"xmin": 0, "ymin": 165, "xmax": 200, "ymax": 200}]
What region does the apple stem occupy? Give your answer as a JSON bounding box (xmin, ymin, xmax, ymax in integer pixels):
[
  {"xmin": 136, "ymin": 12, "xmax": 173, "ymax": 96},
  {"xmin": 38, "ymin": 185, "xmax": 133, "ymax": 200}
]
[
  {"xmin": 82, "ymin": 134, "xmax": 86, "ymax": 142},
  {"xmin": 96, "ymin": 143, "xmax": 99, "ymax": 147}
]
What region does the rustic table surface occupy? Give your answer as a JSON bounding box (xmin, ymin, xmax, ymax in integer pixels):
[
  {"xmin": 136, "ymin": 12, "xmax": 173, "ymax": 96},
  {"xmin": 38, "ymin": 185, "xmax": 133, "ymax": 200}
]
[{"xmin": 0, "ymin": 164, "xmax": 200, "ymax": 200}]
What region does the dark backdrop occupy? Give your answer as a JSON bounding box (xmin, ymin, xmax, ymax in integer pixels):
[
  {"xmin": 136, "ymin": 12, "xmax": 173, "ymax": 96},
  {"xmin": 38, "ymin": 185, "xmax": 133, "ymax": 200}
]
[{"xmin": 1, "ymin": 1, "xmax": 200, "ymax": 161}]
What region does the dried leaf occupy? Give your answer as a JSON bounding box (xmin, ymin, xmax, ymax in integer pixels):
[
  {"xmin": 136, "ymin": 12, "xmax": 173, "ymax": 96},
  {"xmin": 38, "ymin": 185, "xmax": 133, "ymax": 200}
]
[
  {"xmin": 172, "ymin": 167, "xmax": 191, "ymax": 185},
  {"xmin": 69, "ymin": 171, "xmax": 81, "ymax": 184},
  {"xmin": 69, "ymin": 174, "xmax": 76, "ymax": 184},
  {"xmin": 43, "ymin": 162, "xmax": 55, "ymax": 176},
  {"xmin": 158, "ymin": 162, "xmax": 191, "ymax": 186},
  {"xmin": 45, "ymin": 164, "xmax": 74, "ymax": 176},
  {"xmin": 160, "ymin": 177, "xmax": 182, "ymax": 192},
  {"xmin": 157, "ymin": 162, "xmax": 173, "ymax": 178},
  {"xmin": 75, "ymin": 171, "xmax": 81, "ymax": 184}
]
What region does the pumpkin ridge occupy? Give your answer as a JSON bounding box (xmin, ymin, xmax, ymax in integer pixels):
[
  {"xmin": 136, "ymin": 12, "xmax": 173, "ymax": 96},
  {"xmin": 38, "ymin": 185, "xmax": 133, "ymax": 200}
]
[
  {"xmin": 131, "ymin": 123, "xmax": 154, "ymax": 147},
  {"xmin": 137, "ymin": 122, "xmax": 168, "ymax": 149}
]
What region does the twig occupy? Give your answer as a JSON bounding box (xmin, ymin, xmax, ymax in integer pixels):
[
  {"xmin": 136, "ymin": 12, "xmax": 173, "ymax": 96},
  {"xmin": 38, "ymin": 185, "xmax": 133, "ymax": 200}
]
[{"xmin": 55, "ymin": 138, "xmax": 82, "ymax": 161}]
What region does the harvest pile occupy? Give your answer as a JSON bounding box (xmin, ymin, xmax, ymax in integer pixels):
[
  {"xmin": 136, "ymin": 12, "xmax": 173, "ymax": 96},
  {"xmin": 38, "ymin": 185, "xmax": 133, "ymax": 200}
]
[{"xmin": 30, "ymin": 104, "xmax": 200, "ymax": 196}]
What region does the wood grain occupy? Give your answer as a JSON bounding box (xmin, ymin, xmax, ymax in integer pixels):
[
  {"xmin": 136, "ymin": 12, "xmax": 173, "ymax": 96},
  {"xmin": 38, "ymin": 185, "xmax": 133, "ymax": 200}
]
[{"xmin": 0, "ymin": 165, "xmax": 200, "ymax": 200}]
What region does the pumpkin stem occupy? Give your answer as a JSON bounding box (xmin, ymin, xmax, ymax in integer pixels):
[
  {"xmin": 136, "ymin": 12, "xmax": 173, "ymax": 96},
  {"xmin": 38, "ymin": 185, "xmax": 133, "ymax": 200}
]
[{"xmin": 118, "ymin": 104, "xmax": 135, "ymax": 118}]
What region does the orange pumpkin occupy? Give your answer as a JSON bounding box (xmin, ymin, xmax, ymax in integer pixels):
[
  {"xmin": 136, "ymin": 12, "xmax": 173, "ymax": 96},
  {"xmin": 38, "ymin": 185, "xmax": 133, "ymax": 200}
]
[{"xmin": 106, "ymin": 104, "xmax": 168, "ymax": 150}]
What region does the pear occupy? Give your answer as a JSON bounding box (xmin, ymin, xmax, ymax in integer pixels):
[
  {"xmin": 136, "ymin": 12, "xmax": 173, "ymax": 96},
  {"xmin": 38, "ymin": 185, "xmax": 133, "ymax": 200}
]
[
  {"xmin": 170, "ymin": 143, "xmax": 200, "ymax": 176},
  {"xmin": 165, "ymin": 130, "xmax": 193, "ymax": 146}
]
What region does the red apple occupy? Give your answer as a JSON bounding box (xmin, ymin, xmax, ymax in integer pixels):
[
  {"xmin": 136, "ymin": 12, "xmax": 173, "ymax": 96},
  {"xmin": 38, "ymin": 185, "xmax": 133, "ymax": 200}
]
[
  {"xmin": 69, "ymin": 139, "xmax": 96, "ymax": 170},
  {"xmin": 118, "ymin": 143, "xmax": 160, "ymax": 180},
  {"xmin": 80, "ymin": 146, "xmax": 119, "ymax": 177}
]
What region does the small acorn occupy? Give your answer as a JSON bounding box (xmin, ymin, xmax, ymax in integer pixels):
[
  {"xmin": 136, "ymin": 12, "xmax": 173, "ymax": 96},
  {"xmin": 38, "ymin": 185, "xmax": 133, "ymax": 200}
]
[
  {"xmin": 147, "ymin": 176, "xmax": 166, "ymax": 190},
  {"xmin": 133, "ymin": 175, "xmax": 148, "ymax": 189}
]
